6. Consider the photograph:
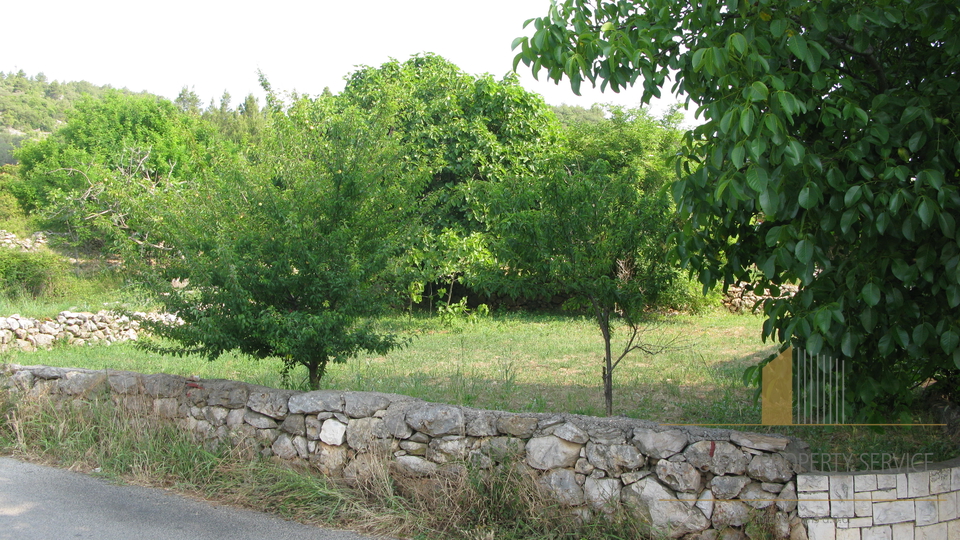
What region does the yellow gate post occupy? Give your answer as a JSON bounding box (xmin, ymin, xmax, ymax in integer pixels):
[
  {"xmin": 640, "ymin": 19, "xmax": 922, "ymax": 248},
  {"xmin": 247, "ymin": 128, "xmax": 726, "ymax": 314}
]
[{"xmin": 762, "ymin": 346, "xmax": 793, "ymax": 425}]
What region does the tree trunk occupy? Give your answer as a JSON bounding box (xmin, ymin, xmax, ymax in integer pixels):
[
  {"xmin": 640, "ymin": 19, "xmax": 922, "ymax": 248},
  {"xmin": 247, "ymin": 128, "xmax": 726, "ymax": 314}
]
[
  {"xmin": 307, "ymin": 360, "xmax": 326, "ymax": 390},
  {"xmin": 593, "ymin": 299, "xmax": 615, "ymax": 416}
]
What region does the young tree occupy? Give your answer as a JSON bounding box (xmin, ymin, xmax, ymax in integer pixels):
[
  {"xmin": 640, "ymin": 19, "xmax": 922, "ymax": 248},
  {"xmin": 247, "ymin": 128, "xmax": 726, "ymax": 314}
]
[
  {"xmin": 134, "ymin": 94, "xmax": 429, "ymax": 389},
  {"xmin": 514, "ymin": 1, "xmax": 960, "ymax": 417},
  {"xmin": 472, "ymin": 155, "xmax": 678, "ymax": 416}
]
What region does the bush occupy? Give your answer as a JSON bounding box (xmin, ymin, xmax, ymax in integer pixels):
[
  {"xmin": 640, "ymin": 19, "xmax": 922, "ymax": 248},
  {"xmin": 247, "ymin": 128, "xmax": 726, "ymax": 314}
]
[{"xmin": 0, "ymin": 248, "xmax": 70, "ymax": 298}]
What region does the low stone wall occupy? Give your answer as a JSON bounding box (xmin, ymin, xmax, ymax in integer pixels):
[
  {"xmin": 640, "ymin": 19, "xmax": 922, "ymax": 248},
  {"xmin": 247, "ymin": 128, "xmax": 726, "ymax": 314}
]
[
  {"xmin": 0, "ymin": 311, "xmax": 178, "ymax": 352},
  {"xmin": 2, "ymin": 364, "xmax": 956, "ymax": 539},
  {"xmin": 0, "ymin": 230, "xmax": 47, "ymax": 251},
  {"xmin": 723, "ymin": 283, "xmax": 799, "ymax": 314}
]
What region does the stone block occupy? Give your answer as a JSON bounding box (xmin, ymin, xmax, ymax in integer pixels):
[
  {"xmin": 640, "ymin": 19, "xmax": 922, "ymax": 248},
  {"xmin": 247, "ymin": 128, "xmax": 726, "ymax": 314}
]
[
  {"xmin": 696, "ymin": 489, "xmax": 714, "ymax": 519},
  {"xmin": 860, "ymin": 525, "xmax": 891, "ymax": 540},
  {"xmin": 305, "ymin": 415, "xmax": 322, "ymax": 440},
  {"xmin": 897, "ymin": 474, "xmax": 908, "ymax": 499},
  {"xmin": 799, "ymin": 474, "xmax": 830, "ymax": 492},
  {"xmin": 836, "ymin": 529, "xmax": 860, "ymax": 540},
  {"xmin": 831, "ymin": 475, "xmax": 855, "ymax": 518},
  {"xmin": 848, "ymin": 517, "xmax": 873, "ymax": 528},
  {"xmin": 427, "ymin": 435, "xmax": 469, "ymax": 464},
  {"xmin": 872, "ymin": 500, "xmax": 915, "ymax": 525},
  {"xmin": 392, "ymin": 455, "xmax": 439, "ymax": 477},
  {"xmin": 153, "ymin": 397, "xmax": 180, "ymax": 419},
  {"xmin": 247, "ymin": 388, "xmax": 293, "ymax": 419},
  {"xmin": 876, "ymin": 474, "xmax": 896, "ymax": 490},
  {"xmin": 205, "ymin": 381, "xmax": 249, "ymax": 409},
  {"xmin": 740, "ymin": 482, "xmax": 775, "ymax": 509},
  {"xmin": 806, "ymin": 519, "xmax": 837, "ymax": 540},
  {"xmin": 914, "ymin": 523, "xmax": 947, "ymax": 540},
  {"xmin": 587, "ymin": 442, "xmax": 644, "ymax": 477},
  {"xmin": 855, "ymin": 475, "xmax": 877, "ymax": 492},
  {"xmin": 799, "ymin": 492, "xmax": 831, "ymax": 518},
  {"xmin": 271, "ymin": 433, "xmax": 298, "ymax": 460},
  {"xmin": 928, "ymin": 469, "xmax": 950, "ymax": 495},
  {"xmin": 890, "ymin": 523, "xmax": 914, "ymax": 540},
  {"xmin": 953, "ymin": 467, "xmax": 960, "ymax": 491},
  {"xmin": 915, "ymin": 499, "xmax": 938, "ymax": 527},
  {"xmin": 855, "ymin": 491, "xmax": 873, "ymax": 517},
  {"xmin": 908, "ymin": 471, "xmax": 931, "ymax": 498},
  {"xmin": 280, "ymin": 414, "xmax": 306, "ymax": 436},
  {"xmin": 710, "ymin": 475, "xmax": 750, "ymax": 499},
  {"xmin": 937, "ymin": 490, "xmax": 957, "ymax": 521},
  {"xmin": 465, "ymin": 410, "xmax": 499, "ymax": 437},
  {"xmin": 872, "ymin": 488, "xmax": 898, "ymax": 502},
  {"xmin": 107, "ymin": 372, "xmax": 142, "ymax": 394}
]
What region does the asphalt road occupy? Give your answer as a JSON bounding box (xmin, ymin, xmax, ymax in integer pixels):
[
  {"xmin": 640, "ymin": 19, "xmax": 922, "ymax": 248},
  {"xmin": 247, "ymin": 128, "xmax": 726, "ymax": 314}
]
[{"xmin": 0, "ymin": 457, "xmax": 388, "ymax": 540}]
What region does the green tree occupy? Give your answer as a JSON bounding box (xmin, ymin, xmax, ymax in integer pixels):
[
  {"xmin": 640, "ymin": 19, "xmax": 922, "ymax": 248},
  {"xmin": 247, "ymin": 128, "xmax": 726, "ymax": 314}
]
[
  {"xmin": 515, "ymin": 0, "xmax": 960, "ymax": 417},
  {"xmin": 14, "ymin": 90, "xmax": 229, "ymax": 248},
  {"xmin": 472, "ymin": 155, "xmax": 678, "ymax": 415},
  {"xmin": 134, "ymin": 93, "xmax": 428, "ymax": 389}
]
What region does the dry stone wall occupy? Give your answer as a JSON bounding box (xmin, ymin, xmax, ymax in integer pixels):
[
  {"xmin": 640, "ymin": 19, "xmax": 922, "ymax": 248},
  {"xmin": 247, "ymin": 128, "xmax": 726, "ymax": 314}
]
[
  {"xmin": 2, "ymin": 363, "xmax": 956, "ymax": 540},
  {"xmin": 0, "ymin": 311, "xmax": 177, "ymax": 352}
]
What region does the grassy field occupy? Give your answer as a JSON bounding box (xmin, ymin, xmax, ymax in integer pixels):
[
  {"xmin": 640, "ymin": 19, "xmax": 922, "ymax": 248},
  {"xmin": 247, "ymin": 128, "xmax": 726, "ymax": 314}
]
[{"xmin": 2, "ymin": 307, "xmax": 954, "ymax": 464}]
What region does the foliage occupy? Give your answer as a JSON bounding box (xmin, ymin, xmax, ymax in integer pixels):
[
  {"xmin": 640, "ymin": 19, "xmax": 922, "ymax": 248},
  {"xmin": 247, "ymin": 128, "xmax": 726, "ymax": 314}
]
[
  {"xmin": 515, "ymin": 0, "xmax": 960, "ymax": 419},
  {"xmin": 13, "ymin": 90, "xmax": 233, "ymax": 248},
  {"xmin": 338, "ymin": 53, "xmax": 561, "ymax": 231},
  {"xmin": 0, "ymin": 70, "xmax": 139, "ymax": 137},
  {"xmin": 131, "ymin": 92, "xmax": 429, "ymax": 389},
  {"xmin": 471, "ymin": 155, "xmax": 679, "ymax": 415},
  {"xmin": 0, "ymin": 248, "xmax": 71, "ymax": 298}
]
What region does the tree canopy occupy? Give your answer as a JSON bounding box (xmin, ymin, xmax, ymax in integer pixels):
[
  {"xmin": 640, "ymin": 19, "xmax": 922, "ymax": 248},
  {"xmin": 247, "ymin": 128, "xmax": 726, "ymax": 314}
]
[{"xmin": 515, "ymin": 0, "xmax": 960, "ymax": 417}]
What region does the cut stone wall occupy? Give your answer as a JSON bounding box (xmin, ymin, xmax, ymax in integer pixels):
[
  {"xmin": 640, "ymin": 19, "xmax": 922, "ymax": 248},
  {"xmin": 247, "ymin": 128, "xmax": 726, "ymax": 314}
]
[{"xmin": 1, "ymin": 363, "xmax": 956, "ymax": 540}]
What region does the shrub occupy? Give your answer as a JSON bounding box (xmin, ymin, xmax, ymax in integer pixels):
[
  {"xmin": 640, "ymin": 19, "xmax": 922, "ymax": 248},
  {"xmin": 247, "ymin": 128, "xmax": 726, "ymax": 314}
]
[{"xmin": 0, "ymin": 248, "xmax": 70, "ymax": 298}]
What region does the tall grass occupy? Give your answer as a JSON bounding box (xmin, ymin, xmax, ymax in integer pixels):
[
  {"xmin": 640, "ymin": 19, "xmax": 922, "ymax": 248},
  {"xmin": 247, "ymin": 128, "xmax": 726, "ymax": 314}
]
[{"xmin": 0, "ymin": 389, "xmax": 654, "ymax": 539}]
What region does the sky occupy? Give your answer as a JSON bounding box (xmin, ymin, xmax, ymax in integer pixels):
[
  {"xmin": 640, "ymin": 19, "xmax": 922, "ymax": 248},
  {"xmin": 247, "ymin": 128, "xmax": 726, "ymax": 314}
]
[{"xmin": 4, "ymin": 0, "xmax": 687, "ymax": 118}]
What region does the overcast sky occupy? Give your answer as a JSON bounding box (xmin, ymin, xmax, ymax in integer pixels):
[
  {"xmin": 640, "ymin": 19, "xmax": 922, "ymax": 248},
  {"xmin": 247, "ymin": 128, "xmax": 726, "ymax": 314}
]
[{"xmin": 5, "ymin": 0, "xmax": 687, "ymax": 117}]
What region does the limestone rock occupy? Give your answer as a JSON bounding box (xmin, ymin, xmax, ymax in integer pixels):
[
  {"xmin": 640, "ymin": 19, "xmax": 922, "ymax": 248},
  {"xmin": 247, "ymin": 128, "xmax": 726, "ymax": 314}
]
[
  {"xmin": 272, "ymin": 433, "xmax": 299, "ymax": 460},
  {"xmin": 709, "ymin": 475, "xmax": 750, "ymax": 500},
  {"xmin": 739, "ymin": 482, "xmax": 775, "ymax": 509},
  {"xmin": 747, "ymin": 453, "xmax": 794, "ymax": 483},
  {"xmin": 247, "ymin": 388, "xmax": 294, "ymax": 419},
  {"xmin": 481, "ymin": 437, "xmax": 525, "ymax": 461},
  {"xmin": 405, "ymin": 404, "xmax": 464, "ymax": 436},
  {"xmin": 526, "ymin": 436, "xmax": 582, "ymax": 470},
  {"xmin": 729, "ymin": 432, "xmax": 790, "ymax": 452},
  {"xmin": 539, "ymin": 468, "xmax": 585, "ymax": 507},
  {"xmin": 777, "ymin": 481, "xmax": 798, "ymax": 512},
  {"xmin": 280, "ymin": 414, "xmax": 306, "ymax": 436},
  {"xmin": 244, "ymin": 410, "xmax": 279, "ymax": 429},
  {"xmin": 584, "ymin": 477, "xmax": 622, "ymax": 512},
  {"xmin": 633, "ymin": 428, "xmax": 689, "ymax": 459},
  {"xmin": 621, "ymin": 477, "xmax": 710, "ymax": 538},
  {"xmin": 656, "ymin": 460, "xmax": 702, "ymax": 493},
  {"xmin": 288, "ymin": 390, "xmax": 343, "ymax": 414},
  {"xmin": 553, "ymin": 422, "xmax": 590, "ymax": 444},
  {"xmin": 684, "ymin": 441, "xmax": 748, "ymax": 475},
  {"xmin": 317, "ymin": 418, "xmax": 345, "ymax": 446},
  {"xmin": 696, "ymin": 488, "xmax": 715, "ymax": 519},
  {"xmin": 393, "ymin": 455, "xmax": 439, "ymax": 477},
  {"xmin": 305, "ymin": 415, "xmax": 322, "ymax": 440},
  {"xmin": 497, "ymin": 415, "xmax": 539, "ymax": 438},
  {"xmin": 426, "ymin": 436, "xmax": 469, "ymax": 464},
  {"xmin": 585, "ymin": 442, "xmax": 644, "ymax": 476},
  {"xmin": 465, "ymin": 410, "xmax": 499, "ymax": 437},
  {"xmin": 343, "ymin": 392, "xmax": 392, "ymax": 418},
  {"xmin": 107, "ymin": 372, "xmax": 141, "ymax": 394},
  {"xmin": 205, "ymin": 381, "xmax": 249, "ymax": 409},
  {"xmin": 711, "ymin": 500, "xmax": 751, "ymax": 528}
]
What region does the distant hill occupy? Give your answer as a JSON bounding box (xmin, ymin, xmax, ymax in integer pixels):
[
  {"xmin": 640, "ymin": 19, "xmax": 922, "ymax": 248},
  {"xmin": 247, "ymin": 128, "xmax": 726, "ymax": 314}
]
[{"xmin": 0, "ymin": 70, "xmax": 153, "ymax": 164}]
